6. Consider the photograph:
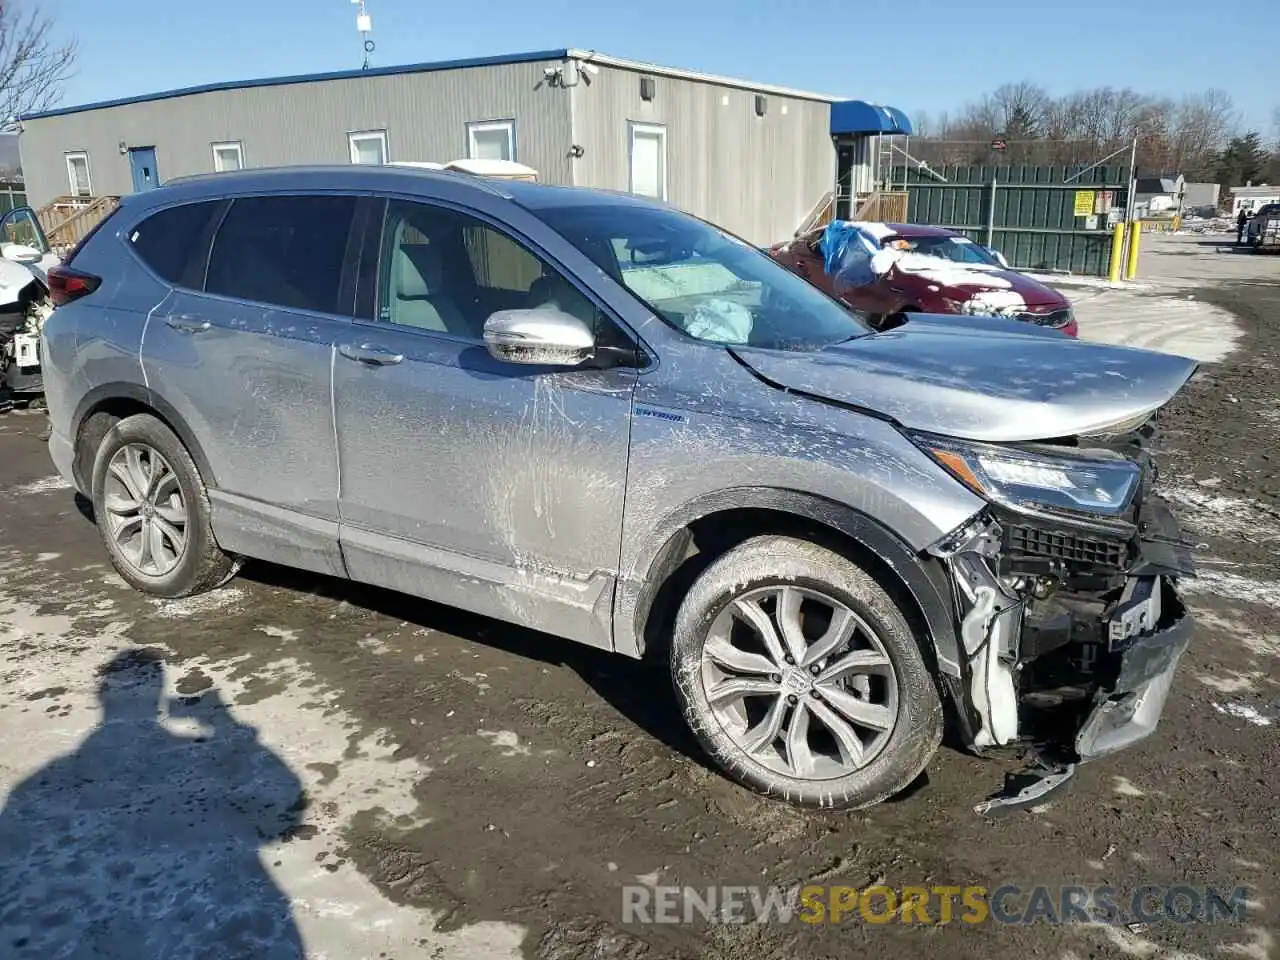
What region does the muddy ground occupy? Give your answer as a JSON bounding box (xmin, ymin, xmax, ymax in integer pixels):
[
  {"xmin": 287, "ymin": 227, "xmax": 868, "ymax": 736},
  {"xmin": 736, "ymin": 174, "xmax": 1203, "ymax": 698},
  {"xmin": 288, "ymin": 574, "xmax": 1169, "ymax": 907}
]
[{"xmin": 0, "ymin": 239, "xmax": 1276, "ymax": 959}]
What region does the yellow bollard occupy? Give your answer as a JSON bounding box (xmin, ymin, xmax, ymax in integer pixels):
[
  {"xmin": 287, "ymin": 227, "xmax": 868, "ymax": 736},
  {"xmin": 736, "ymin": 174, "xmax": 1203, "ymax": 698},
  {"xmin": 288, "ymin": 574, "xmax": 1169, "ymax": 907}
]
[
  {"xmin": 1124, "ymin": 221, "xmax": 1142, "ymax": 280},
  {"xmin": 1109, "ymin": 223, "xmax": 1125, "ymax": 283}
]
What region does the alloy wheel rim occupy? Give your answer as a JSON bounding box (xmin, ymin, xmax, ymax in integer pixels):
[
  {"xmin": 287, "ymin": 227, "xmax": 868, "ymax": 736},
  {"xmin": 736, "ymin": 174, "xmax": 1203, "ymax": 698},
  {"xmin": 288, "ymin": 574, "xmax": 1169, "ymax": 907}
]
[
  {"xmin": 701, "ymin": 585, "xmax": 900, "ymax": 781},
  {"xmin": 103, "ymin": 443, "xmax": 189, "ymax": 577}
]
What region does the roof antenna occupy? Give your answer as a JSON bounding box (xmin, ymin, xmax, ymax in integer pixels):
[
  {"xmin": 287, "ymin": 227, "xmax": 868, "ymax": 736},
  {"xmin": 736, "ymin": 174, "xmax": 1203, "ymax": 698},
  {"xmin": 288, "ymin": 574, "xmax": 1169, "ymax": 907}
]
[{"xmin": 351, "ymin": 0, "xmax": 374, "ymax": 69}]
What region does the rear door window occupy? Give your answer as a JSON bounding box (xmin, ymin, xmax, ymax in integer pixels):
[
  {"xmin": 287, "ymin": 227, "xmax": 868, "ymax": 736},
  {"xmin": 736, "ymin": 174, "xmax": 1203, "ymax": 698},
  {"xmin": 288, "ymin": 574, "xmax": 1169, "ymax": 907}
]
[
  {"xmin": 129, "ymin": 200, "xmax": 226, "ymax": 288},
  {"xmin": 205, "ymin": 195, "xmax": 357, "ymax": 314}
]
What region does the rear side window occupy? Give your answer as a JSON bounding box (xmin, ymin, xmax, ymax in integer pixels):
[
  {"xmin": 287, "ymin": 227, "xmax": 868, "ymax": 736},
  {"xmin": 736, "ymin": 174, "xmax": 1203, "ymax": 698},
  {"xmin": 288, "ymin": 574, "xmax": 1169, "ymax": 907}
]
[
  {"xmin": 128, "ymin": 201, "xmax": 224, "ymax": 285},
  {"xmin": 205, "ymin": 195, "xmax": 357, "ymax": 314}
]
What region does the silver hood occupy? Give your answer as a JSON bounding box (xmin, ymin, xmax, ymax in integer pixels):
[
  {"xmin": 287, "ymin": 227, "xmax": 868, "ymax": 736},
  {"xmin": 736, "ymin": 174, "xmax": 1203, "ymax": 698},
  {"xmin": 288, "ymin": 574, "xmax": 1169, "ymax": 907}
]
[{"xmin": 732, "ymin": 314, "xmax": 1198, "ymax": 443}]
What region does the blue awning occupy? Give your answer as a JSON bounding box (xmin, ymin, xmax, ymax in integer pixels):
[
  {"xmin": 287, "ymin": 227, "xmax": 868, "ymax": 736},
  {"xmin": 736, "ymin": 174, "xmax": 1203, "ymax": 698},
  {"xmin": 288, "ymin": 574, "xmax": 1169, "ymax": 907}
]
[{"xmin": 830, "ymin": 100, "xmax": 913, "ymax": 136}]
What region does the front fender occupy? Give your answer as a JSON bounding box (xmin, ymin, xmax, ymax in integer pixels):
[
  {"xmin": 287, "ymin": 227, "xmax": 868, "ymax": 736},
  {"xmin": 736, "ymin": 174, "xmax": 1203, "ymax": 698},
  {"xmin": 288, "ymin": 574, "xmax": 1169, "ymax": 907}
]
[{"xmin": 614, "ymin": 485, "xmax": 962, "ymax": 677}]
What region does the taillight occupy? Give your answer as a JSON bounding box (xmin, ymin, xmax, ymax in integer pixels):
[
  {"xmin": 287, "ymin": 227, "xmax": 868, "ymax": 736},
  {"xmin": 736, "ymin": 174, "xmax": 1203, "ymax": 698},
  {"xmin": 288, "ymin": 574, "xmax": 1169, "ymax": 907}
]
[{"xmin": 47, "ymin": 265, "xmax": 102, "ymax": 306}]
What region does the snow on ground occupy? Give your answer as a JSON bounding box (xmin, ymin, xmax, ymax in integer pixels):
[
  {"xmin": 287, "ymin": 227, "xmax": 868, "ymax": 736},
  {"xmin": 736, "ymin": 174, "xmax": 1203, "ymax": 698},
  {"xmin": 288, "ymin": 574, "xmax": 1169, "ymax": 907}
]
[{"xmin": 1068, "ymin": 287, "xmax": 1240, "ymax": 363}]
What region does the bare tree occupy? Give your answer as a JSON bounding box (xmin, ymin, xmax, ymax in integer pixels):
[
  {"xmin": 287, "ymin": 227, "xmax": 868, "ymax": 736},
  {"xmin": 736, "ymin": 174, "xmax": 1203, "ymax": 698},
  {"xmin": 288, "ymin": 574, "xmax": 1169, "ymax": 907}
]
[
  {"xmin": 0, "ymin": 2, "xmax": 76, "ymax": 123},
  {"xmin": 912, "ymin": 82, "xmax": 1243, "ymax": 175},
  {"xmin": 990, "ymin": 81, "xmax": 1050, "ymax": 135},
  {"xmin": 1169, "ymin": 90, "xmax": 1237, "ymax": 179}
]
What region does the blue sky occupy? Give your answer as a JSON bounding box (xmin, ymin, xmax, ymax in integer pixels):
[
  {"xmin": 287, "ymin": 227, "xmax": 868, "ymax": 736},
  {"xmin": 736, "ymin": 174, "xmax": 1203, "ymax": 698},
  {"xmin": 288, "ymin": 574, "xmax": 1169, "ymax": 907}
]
[{"xmin": 43, "ymin": 0, "xmax": 1273, "ymax": 134}]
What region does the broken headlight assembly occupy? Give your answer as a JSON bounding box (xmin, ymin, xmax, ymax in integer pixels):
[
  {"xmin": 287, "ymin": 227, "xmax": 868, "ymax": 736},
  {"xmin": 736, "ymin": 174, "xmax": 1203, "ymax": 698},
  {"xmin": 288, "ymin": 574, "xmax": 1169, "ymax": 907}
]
[
  {"xmin": 918, "ymin": 427, "xmax": 1195, "ymax": 816},
  {"xmin": 911, "ymin": 433, "xmax": 1141, "ymax": 519}
]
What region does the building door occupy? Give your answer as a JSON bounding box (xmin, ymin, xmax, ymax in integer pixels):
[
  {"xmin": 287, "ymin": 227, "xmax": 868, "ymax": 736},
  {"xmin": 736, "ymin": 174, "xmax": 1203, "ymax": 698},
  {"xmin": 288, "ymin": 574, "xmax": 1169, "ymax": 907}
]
[
  {"xmin": 128, "ymin": 147, "xmax": 160, "ymax": 192},
  {"xmin": 628, "ymin": 122, "xmax": 666, "ymax": 200}
]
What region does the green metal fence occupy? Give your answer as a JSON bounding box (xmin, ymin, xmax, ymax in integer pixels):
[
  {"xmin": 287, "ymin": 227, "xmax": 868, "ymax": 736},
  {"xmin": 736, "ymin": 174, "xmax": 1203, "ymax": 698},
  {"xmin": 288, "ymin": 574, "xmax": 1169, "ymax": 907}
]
[
  {"xmin": 892, "ymin": 164, "xmax": 1130, "ymax": 277},
  {"xmin": 0, "ymin": 187, "xmax": 28, "ymax": 215}
]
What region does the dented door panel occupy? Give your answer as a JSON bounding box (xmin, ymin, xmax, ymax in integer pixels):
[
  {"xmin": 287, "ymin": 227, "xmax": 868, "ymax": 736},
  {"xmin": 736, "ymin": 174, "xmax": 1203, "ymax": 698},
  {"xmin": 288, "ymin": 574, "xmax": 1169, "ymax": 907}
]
[
  {"xmin": 332, "ymin": 325, "xmax": 637, "ymax": 646},
  {"xmin": 142, "ymin": 288, "xmax": 350, "ymax": 575}
]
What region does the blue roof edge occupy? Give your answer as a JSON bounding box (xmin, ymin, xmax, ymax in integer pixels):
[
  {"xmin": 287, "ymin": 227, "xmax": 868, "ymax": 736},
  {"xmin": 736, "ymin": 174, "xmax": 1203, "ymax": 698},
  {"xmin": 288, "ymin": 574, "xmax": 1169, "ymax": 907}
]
[
  {"xmin": 20, "ymin": 48, "xmax": 572, "ymax": 121},
  {"xmin": 830, "ymin": 100, "xmax": 913, "ymax": 136}
]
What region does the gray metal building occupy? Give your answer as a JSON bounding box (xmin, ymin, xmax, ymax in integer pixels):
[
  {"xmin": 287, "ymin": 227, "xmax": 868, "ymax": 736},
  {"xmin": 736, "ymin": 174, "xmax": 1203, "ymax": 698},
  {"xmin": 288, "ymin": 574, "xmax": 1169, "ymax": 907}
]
[{"xmin": 18, "ymin": 49, "xmax": 907, "ymax": 245}]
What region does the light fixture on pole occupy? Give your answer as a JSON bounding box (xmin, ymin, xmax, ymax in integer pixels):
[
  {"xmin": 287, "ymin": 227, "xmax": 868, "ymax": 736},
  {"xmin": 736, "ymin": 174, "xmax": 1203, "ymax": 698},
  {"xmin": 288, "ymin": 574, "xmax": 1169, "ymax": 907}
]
[{"xmin": 350, "ymin": 0, "xmax": 375, "ymax": 70}]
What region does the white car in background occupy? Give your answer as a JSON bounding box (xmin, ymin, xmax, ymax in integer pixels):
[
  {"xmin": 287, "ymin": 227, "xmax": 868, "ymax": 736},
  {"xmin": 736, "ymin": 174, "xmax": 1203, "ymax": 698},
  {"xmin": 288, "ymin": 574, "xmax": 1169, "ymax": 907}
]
[{"xmin": 0, "ymin": 206, "xmax": 60, "ymax": 404}]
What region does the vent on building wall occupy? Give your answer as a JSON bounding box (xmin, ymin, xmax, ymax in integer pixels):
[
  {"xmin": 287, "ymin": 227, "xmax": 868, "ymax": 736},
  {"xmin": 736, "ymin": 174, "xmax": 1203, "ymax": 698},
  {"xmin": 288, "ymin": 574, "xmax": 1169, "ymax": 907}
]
[
  {"xmin": 755, "ymin": 95, "xmax": 768, "ymax": 117},
  {"xmin": 640, "ymin": 76, "xmax": 655, "ymax": 101}
]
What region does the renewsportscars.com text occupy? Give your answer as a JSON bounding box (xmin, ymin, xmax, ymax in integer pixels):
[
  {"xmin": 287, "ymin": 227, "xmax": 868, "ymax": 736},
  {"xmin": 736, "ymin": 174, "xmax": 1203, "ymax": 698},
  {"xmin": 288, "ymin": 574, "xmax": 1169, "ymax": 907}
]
[{"xmin": 621, "ymin": 883, "xmax": 1251, "ymax": 926}]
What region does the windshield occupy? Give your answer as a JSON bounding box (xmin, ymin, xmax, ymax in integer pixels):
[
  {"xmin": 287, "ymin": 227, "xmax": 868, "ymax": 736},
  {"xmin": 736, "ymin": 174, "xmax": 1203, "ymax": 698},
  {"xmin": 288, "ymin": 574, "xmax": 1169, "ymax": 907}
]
[
  {"xmin": 898, "ymin": 235, "xmax": 1001, "ymax": 267},
  {"xmin": 530, "ymin": 202, "xmax": 873, "ymax": 350}
]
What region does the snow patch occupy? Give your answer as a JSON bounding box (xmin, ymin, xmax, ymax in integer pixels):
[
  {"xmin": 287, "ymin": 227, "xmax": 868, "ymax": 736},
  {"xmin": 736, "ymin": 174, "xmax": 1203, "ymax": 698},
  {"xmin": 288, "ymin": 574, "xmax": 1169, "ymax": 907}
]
[
  {"xmin": 890, "ymin": 251, "xmax": 1014, "ymax": 289},
  {"xmin": 357, "ymin": 634, "xmax": 392, "ymax": 656},
  {"xmin": 1211, "ymin": 701, "xmax": 1273, "ymax": 727},
  {"xmin": 477, "ymin": 729, "xmax": 531, "ymax": 757},
  {"xmin": 1196, "ymin": 672, "xmax": 1258, "ymax": 693},
  {"xmin": 1111, "ymin": 776, "xmax": 1146, "ymax": 798},
  {"xmin": 1160, "ymin": 486, "xmax": 1280, "ymax": 542},
  {"xmin": 150, "ymin": 586, "xmax": 248, "ymax": 618},
  {"xmin": 1189, "ymin": 607, "xmax": 1280, "ymax": 659},
  {"xmin": 255, "ymin": 625, "xmax": 299, "ymax": 642},
  {"xmin": 0, "ymin": 553, "xmax": 523, "ymax": 958},
  {"xmin": 9, "ymin": 475, "xmax": 73, "ymax": 495},
  {"xmin": 1181, "ymin": 571, "xmax": 1280, "ymax": 612},
  {"xmin": 963, "ymin": 289, "xmax": 1027, "ymax": 316},
  {"xmin": 1219, "ymin": 928, "xmax": 1274, "ymax": 960}
]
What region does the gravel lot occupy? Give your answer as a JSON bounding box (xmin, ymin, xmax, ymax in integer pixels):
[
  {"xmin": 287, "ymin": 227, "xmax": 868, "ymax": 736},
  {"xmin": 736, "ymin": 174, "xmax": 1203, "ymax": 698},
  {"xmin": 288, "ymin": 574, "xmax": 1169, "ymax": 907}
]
[{"xmin": 0, "ymin": 232, "xmax": 1276, "ymax": 959}]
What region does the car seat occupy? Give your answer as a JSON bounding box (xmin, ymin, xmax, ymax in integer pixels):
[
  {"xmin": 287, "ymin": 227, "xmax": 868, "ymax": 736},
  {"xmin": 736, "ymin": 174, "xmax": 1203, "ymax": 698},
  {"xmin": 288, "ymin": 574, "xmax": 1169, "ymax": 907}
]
[
  {"xmin": 527, "ymin": 273, "xmax": 595, "ymax": 327},
  {"xmin": 392, "ymin": 243, "xmax": 470, "ymax": 335}
]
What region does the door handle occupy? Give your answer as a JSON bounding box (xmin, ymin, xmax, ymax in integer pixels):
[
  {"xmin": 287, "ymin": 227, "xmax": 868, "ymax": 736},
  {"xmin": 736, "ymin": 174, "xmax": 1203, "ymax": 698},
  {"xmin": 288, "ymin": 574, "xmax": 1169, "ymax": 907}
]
[
  {"xmin": 339, "ymin": 342, "xmax": 403, "ymax": 366},
  {"xmin": 164, "ymin": 316, "xmax": 211, "ymax": 334}
]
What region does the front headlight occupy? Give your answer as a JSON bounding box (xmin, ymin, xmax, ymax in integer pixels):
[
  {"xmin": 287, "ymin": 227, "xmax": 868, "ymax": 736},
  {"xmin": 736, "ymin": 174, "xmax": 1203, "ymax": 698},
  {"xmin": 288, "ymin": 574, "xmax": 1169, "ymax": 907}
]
[{"xmin": 914, "ymin": 433, "xmax": 1141, "ymax": 517}]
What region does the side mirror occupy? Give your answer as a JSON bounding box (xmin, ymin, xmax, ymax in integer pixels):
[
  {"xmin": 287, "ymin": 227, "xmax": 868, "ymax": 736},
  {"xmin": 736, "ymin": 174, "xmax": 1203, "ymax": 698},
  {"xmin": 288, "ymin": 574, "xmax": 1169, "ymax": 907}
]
[
  {"xmin": 1, "ymin": 242, "xmax": 43, "ymax": 264},
  {"xmin": 483, "ymin": 307, "xmax": 596, "ymax": 366},
  {"xmin": 987, "ymin": 248, "xmax": 1011, "ymax": 268}
]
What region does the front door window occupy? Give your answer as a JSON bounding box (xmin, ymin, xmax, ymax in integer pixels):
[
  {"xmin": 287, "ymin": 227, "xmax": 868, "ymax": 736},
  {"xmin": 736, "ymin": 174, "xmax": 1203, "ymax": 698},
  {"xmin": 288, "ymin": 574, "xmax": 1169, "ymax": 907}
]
[
  {"xmin": 0, "ymin": 208, "xmax": 50, "ymax": 256},
  {"xmin": 374, "ymin": 199, "xmax": 609, "ymax": 343}
]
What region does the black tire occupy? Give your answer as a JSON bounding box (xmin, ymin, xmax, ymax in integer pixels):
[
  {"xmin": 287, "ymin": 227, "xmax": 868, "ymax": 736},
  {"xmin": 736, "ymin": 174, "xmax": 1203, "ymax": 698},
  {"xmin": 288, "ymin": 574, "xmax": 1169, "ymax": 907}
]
[
  {"xmin": 90, "ymin": 412, "xmax": 238, "ymax": 598},
  {"xmin": 670, "ymin": 535, "xmax": 943, "ymax": 809}
]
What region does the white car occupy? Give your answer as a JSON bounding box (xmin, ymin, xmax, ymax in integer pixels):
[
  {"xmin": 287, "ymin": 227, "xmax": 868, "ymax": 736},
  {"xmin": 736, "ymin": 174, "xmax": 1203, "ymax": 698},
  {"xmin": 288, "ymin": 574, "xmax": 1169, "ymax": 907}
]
[{"xmin": 0, "ymin": 206, "xmax": 60, "ymax": 403}]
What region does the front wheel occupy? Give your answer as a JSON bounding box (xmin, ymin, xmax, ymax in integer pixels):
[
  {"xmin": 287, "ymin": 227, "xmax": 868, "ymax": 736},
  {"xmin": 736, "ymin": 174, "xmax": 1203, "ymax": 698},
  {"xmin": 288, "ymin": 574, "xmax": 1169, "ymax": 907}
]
[{"xmin": 670, "ymin": 535, "xmax": 943, "ymax": 809}]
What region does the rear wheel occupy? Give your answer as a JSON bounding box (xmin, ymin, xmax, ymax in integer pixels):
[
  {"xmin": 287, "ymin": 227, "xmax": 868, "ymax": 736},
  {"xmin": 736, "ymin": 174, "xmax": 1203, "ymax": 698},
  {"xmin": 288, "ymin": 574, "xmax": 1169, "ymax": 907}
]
[
  {"xmin": 670, "ymin": 535, "xmax": 942, "ymax": 809},
  {"xmin": 90, "ymin": 413, "xmax": 238, "ymax": 598}
]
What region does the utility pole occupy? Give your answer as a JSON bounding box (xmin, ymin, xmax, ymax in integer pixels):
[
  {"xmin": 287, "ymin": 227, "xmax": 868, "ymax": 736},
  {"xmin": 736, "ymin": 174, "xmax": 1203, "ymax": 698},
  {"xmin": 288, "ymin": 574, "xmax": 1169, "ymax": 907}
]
[
  {"xmin": 351, "ymin": 0, "xmax": 375, "ymax": 70},
  {"xmin": 1123, "ymin": 134, "xmax": 1137, "ymax": 225}
]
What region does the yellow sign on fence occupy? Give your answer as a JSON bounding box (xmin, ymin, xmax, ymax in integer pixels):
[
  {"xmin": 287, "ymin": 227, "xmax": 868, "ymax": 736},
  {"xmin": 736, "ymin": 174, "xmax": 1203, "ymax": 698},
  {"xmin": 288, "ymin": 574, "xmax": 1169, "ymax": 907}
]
[{"xmin": 1073, "ymin": 191, "xmax": 1096, "ymax": 217}]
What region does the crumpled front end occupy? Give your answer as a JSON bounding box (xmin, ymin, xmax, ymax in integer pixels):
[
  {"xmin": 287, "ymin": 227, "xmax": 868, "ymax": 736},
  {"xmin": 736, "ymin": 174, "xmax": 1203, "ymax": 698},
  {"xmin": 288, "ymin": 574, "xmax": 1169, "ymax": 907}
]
[{"xmin": 926, "ymin": 419, "xmax": 1196, "ymax": 811}]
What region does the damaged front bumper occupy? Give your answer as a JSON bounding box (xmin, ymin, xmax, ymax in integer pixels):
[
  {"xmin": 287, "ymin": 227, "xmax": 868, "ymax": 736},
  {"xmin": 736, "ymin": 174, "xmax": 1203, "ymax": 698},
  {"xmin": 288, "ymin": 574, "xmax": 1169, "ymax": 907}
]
[
  {"xmin": 1074, "ymin": 584, "xmax": 1193, "ymax": 761},
  {"xmin": 929, "ymin": 489, "xmax": 1196, "ymax": 813}
]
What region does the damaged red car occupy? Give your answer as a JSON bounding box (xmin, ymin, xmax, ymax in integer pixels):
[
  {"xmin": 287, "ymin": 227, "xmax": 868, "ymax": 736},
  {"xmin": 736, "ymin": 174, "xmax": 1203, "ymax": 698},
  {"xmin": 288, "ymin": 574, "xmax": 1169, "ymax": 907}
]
[{"xmin": 770, "ymin": 222, "xmax": 1078, "ymax": 337}]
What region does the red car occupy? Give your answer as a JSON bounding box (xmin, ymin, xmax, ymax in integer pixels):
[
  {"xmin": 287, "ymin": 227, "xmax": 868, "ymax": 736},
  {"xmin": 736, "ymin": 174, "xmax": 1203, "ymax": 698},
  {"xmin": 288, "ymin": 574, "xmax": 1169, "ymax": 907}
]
[{"xmin": 769, "ymin": 222, "xmax": 1077, "ymax": 337}]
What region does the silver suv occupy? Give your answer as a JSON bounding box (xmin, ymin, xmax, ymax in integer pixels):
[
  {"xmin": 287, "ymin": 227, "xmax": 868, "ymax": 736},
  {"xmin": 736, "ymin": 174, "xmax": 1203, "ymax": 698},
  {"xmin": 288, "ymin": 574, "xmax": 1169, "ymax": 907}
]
[{"xmin": 41, "ymin": 166, "xmax": 1197, "ymax": 811}]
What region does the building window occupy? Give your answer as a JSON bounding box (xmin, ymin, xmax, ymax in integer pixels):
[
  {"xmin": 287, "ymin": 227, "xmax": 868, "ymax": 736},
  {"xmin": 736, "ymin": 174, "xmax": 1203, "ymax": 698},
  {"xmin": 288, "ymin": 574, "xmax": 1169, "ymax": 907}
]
[
  {"xmin": 65, "ymin": 151, "xmax": 92, "ymax": 196},
  {"xmin": 466, "ymin": 120, "xmax": 515, "ymax": 162},
  {"xmin": 628, "ymin": 122, "xmax": 666, "ymax": 200},
  {"xmin": 349, "ymin": 130, "xmax": 388, "ymax": 165},
  {"xmin": 212, "ymin": 141, "xmax": 244, "ymax": 172}
]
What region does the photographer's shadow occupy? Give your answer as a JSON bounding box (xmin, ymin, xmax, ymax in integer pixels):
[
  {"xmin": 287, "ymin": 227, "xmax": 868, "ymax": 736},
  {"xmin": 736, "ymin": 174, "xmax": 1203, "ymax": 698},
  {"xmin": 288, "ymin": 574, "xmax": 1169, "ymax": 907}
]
[{"xmin": 0, "ymin": 649, "xmax": 305, "ymax": 959}]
